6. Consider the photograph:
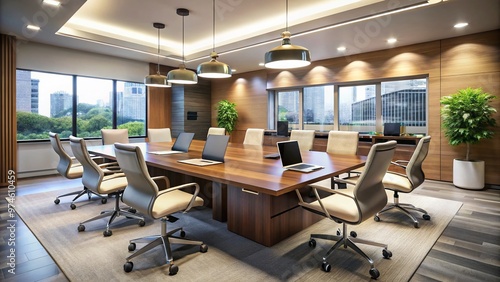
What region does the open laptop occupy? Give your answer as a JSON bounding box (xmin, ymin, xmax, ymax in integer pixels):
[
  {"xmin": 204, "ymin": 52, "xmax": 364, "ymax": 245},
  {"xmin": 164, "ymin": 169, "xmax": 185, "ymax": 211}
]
[
  {"xmin": 148, "ymin": 132, "xmax": 195, "ymax": 155},
  {"xmin": 178, "ymin": 134, "xmax": 230, "ymax": 166},
  {"xmin": 277, "ymin": 140, "xmax": 323, "ymax": 172}
]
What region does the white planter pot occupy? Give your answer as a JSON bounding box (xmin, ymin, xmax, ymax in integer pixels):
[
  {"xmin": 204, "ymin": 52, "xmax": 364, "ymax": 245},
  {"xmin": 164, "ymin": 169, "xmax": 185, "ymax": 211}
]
[{"xmin": 453, "ymin": 159, "xmax": 485, "ymax": 190}]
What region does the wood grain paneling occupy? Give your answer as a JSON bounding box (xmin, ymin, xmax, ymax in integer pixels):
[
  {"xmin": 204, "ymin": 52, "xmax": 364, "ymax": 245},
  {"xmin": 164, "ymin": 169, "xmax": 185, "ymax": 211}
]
[{"xmin": 147, "ymin": 63, "xmax": 173, "ymax": 130}]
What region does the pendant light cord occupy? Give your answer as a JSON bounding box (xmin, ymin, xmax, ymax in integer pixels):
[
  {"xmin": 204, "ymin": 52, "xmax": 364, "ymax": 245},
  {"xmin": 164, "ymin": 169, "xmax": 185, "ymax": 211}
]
[
  {"xmin": 285, "ymin": 0, "xmax": 289, "ymax": 32},
  {"xmin": 212, "ymin": 0, "xmax": 216, "ymax": 52},
  {"xmin": 156, "ymin": 27, "xmax": 160, "ymax": 72},
  {"xmin": 182, "ymin": 15, "xmax": 185, "ymax": 64}
]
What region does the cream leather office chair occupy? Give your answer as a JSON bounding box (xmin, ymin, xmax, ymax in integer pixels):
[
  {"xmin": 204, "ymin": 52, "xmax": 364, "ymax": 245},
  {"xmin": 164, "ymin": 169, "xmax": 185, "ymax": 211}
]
[
  {"xmin": 50, "ymin": 132, "xmax": 107, "ymax": 209},
  {"xmin": 290, "ymin": 130, "xmax": 315, "ymax": 151},
  {"xmin": 101, "ymin": 128, "xmax": 129, "ymax": 145},
  {"xmin": 207, "ymin": 127, "xmax": 225, "ymax": 136},
  {"xmin": 148, "ymin": 128, "xmax": 172, "ymax": 142},
  {"xmin": 114, "ymin": 143, "xmax": 206, "ymax": 275},
  {"xmin": 327, "ymin": 130, "xmax": 359, "ymax": 188},
  {"xmin": 376, "ymin": 136, "xmax": 432, "ymax": 228},
  {"xmin": 70, "ymin": 136, "xmax": 145, "ymax": 237},
  {"xmin": 243, "ymin": 128, "xmax": 265, "ymax": 145},
  {"xmin": 297, "ymin": 141, "xmax": 396, "ymax": 279}
]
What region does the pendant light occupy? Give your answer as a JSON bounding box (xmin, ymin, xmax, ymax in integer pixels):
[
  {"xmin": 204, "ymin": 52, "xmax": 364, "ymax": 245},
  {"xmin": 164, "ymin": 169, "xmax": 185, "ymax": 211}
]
[
  {"xmin": 144, "ymin": 22, "xmax": 170, "ymax": 88},
  {"xmin": 167, "ymin": 8, "xmax": 198, "ymax": 85},
  {"xmin": 264, "ymin": 0, "xmax": 311, "ymax": 69},
  {"xmin": 197, "ymin": 0, "xmax": 232, "ymax": 78}
]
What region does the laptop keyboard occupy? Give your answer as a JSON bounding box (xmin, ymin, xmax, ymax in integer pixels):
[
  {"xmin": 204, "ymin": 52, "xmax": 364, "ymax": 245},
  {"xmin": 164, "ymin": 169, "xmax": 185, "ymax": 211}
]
[{"xmin": 288, "ymin": 163, "xmax": 315, "ymax": 170}]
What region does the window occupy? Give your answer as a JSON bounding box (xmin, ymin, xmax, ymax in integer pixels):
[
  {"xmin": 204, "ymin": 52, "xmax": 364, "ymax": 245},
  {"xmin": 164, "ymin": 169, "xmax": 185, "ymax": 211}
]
[
  {"xmin": 16, "ymin": 70, "xmax": 147, "ymax": 141},
  {"xmin": 271, "ymin": 77, "xmax": 427, "ymax": 135}
]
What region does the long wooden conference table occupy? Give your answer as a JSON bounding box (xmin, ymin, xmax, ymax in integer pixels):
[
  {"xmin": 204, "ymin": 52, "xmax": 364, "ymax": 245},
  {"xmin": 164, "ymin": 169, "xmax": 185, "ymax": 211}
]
[{"xmin": 88, "ymin": 140, "xmax": 366, "ymax": 247}]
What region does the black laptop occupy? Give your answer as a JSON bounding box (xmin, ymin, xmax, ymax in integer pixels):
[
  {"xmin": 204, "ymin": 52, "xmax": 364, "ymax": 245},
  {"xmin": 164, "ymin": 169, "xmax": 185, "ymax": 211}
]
[
  {"xmin": 383, "ymin": 123, "xmax": 401, "ymax": 136},
  {"xmin": 148, "ymin": 132, "xmax": 195, "ymax": 155},
  {"xmin": 277, "ymin": 140, "xmax": 323, "ymax": 172},
  {"xmin": 178, "ymin": 135, "xmax": 230, "ymax": 166}
]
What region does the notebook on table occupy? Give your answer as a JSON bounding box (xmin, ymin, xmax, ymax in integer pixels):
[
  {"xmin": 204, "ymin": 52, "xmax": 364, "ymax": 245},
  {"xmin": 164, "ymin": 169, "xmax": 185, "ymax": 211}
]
[
  {"xmin": 277, "ymin": 140, "xmax": 324, "ymax": 172},
  {"xmin": 178, "ymin": 134, "xmax": 230, "ymax": 166},
  {"xmin": 148, "ymin": 132, "xmax": 195, "ymax": 155}
]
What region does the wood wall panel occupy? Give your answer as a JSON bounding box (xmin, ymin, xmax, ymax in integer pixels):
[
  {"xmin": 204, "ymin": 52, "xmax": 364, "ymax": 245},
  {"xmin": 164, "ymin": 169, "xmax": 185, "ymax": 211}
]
[{"xmin": 147, "ymin": 63, "xmax": 173, "ymax": 130}]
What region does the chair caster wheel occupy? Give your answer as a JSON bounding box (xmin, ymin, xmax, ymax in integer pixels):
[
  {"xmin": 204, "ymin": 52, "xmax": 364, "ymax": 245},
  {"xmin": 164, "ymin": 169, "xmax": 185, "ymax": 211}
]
[
  {"xmin": 321, "ymin": 261, "xmax": 331, "ymax": 272},
  {"xmin": 168, "ymin": 264, "xmax": 178, "ymax": 275},
  {"xmin": 103, "ymin": 229, "xmax": 112, "ymax": 237},
  {"xmin": 77, "ymin": 224, "xmax": 85, "ymax": 232},
  {"xmin": 374, "ymin": 215, "xmax": 380, "ymax": 222},
  {"xmin": 383, "ymin": 249, "xmax": 392, "ymax": 259},
  {"xmin": 128, "ymin": 208, "xmax": 137, "ymax": 214},
  {"xmin": 128, "ymin": 242, "xmax": 136, "ymax": 251},
  {"xmin": 308, "ymin": 239, "xmax": 316, "ymax": 248},
  {"xmin": 336, "ymin": 228, "xmax": 341, "ymax": 236},
  {"xmin": 350, "ymin": 231, "xmax": 357, "ymax": 238},
  {"xmin": 180, "ymin": 230, "xmax": 186, "ymax": 238},
  {"xmin": 101, "ymin": 198, "xmax": 107, "ymax": 204},
  {"xmin": 70, "ymin": 203, "xmax": 76, "ymax": 210},
  {"xmin": 124, "ymin": 261, "xmax": 133, "ymax": 272},
  {"xmin": 200, "ymin": 243, "xmax": 208, "ymax": 253},
  {"xmin": 414, "ymin": 222, "xmax": 420, "ymax": 228},
  {"xmin": 423, "ymin": 214, "xmax": 431, "ymax": 220},
  {"xmin": 54, "ymin": 198, "xmax": 60, "ymax": 204},
  {"xmin": 369, "ymin": 267, "xmax": 380, "ymax": 279},
  {"xmin": 138, "ymin": 220, "xmax": 146, "ymax": 227}
]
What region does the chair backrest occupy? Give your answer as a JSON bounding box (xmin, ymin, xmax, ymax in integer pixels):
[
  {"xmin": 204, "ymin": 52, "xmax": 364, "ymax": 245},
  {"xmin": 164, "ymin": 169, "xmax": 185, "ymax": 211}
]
[
  {"xmin": 70, "ymin": 136, "xmax": 104, "ymax": 191},
  {"xmin": 114, "ymin": 143, "xmax": 157, "ymax": 218},
  {"xmin": 101, "ymin": 129, "xmax": 129, "ymax": 145},
  {"xmin": 207, "ymin": 127, "xmax": 225, "ymax": 136},
  {"xmin": 326, "ymin": 131, "xmax": 359, "ymax": 155},
  {"xmin": 49, "ymin": 132, "xmax": 74, "ymax": 178},
  {"xmin": 148, "ymin": 128, "xmax": 172, "ymax": 143},
  {"xmin": 353, "ymin": 140, "xmax": 397, "ymax": 223},
  {"xmin": 289, "ymin": 130, "xmax": 315, "ymax": 151},
  {"xmin": 243, "ymin": 128, "xmax": 265, "ymax": 145},
  {"xmin": 405, "ymin": 136, "xmax": 431, "ymax": 188}
]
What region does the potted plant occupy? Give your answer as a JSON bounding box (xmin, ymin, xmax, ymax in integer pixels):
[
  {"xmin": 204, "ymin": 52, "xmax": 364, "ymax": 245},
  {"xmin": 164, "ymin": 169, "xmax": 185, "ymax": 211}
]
[
  {"xmin": 440, "ymin": 87, "xmax": 497, "ymax": 189},
  {"xmin": 216, "ymin": 99, "xmax": 238, "ymax": 135}
]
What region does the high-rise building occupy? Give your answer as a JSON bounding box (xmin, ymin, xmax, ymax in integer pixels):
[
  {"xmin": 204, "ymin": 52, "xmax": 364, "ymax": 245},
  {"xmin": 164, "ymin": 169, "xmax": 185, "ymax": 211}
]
[
  {"xmin": 16, "ymin": 70, "xmax": 39, "ymax": 113},
  {"xmin": 50, "ymin": 91, "xmax": 72, "ymax": 117}
]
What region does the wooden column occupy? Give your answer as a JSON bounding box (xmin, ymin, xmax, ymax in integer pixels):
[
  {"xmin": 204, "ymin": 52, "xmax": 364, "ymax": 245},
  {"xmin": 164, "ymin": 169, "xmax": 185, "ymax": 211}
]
[{"xmin": 0, "ymin": 34, "xmax": 17, "ymax": 187}]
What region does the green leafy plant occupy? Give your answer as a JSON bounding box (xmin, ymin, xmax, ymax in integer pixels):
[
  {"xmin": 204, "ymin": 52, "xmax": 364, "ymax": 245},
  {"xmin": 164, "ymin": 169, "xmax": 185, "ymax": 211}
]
[
  {"xmin": 216, "ymin": 99, "xmax": 238, "ymax": 134},
  {"xmin": 440, "ymin": 87, "xmax": 497, "ymax": 160}
]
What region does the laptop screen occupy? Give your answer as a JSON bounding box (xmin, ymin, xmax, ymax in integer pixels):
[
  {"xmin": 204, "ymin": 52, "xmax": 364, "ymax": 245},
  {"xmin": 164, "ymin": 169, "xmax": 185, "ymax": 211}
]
[
  {"xmin": 202, "ymin": 135, "xmax": 230, "ymax": 162},
  {"xmin": 171, "ymin": 132, "xmax": 195, "ymax": 152},
  {"xmin": 277, "ymin": 140, "xmax": 303, "ymax": 167},
  {"xmin": 384, "ymin": 123, "xmax": 401, "ymax": 136}
]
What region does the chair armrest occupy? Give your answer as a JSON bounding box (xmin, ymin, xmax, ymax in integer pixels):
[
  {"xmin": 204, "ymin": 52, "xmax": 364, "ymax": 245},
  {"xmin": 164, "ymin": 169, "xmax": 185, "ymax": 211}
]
[
  {"xmin": 151, "ymin": 176, "xmax": 171, "ymax": 189},
  {"xmin": 302, "ymin": 184, "xmax": 356, "ymax": 219},
  {"xmin": 102, "ymin": 173, "xmax": 126, "ymax": 181},
  {"xmin": 157, "ymin": 182, "xmax": 201, "ymax": 213},
  {"xmin": 391, "ymin": 160, "xmax": 408, "ymax": 169},
  {"xmin": 99, "ymin": 162, "xmax": 122, "ymax": 174},
  {"xmin": 331, "ymin": 177, "xmax": 358, "ymax": 187}
]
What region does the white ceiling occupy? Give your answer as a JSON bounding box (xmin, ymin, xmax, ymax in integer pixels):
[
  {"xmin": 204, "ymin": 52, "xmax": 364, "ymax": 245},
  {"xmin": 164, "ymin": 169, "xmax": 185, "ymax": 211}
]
[{"xmin": 1, "ymin": 0, "xmax": 499, "ymax": 74}]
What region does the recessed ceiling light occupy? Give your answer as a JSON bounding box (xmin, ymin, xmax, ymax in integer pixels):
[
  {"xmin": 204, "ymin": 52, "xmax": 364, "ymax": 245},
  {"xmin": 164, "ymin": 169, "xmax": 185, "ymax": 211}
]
[
  {"xmin": 337, "ymin": 46, "xmax": 346, "ymax": 51},
  {"xmin": 387, "ymin": 38, "xmax": 397, "ymax": 44},
  {"xmin": 231, "ymin": 69, "xmax": 237, "ymax": 73},
  {"xmin": 258, "ymin": 63, "xmax": 265, "ymax": 66},
  {"xmin": 26, "ymin": 25, "xmax": 41, "ymax": 31},
  {"xmin": 43, "ymin": 0, "xmax": 61, "ymax": 6},
  {"xmin": 454, "ymin": 22, "xmax": 468, "ymax": 28}
]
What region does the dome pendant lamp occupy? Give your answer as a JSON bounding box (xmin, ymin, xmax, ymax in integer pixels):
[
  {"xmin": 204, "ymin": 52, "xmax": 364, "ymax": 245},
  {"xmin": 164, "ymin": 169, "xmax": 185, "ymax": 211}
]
[
  {"xmin": 144, "ymin": 22, "xmax": 170, "ymax": 87},
  {"xmin": 197, "ymin": 0, "xmax": 232, "ymax": 78},
  {"xmin": 167, "ymin": 8, "xmax": 198, "ymax": 85},
  {"xmin": 264, "ymin": 0, "xmax": 311, "ymax": 69}
]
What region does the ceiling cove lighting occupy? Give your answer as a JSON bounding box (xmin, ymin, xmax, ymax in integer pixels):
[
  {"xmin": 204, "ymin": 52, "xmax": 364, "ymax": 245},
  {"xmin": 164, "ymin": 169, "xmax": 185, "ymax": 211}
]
[
  {"xmin": 264, "ymin": 0, "xmax": 311, "ymax": 69},
  {"xmin": 387, "ymin": 38, "xmax": 397, "ymax": 44},
  {"xmin": 144, "ymin": 23, "xmax": 170, "ymax": 88},
  {"xmin": 167, "ymin": 8, "xmax": 198, "ymax": 85},
  {"xmin": 26, "ymin": 25, "xmax": 41, "ymax": 31},
  {"xmin": 197, "ymin": 0, "xmax": 232, "ymax": 78},
  {"xmin": 43, "ymin": 0, "xmax": 61, "ymax": 6},
  {"xmin": 454, "ymin": 22, "xmax": 468, "ymax": 28}
]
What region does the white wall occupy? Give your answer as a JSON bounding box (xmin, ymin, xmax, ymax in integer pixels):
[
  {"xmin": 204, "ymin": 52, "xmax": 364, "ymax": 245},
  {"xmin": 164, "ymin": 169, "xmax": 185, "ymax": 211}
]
[{"xmin": 16, "ymin": 42, "xmax": 150, "ymax": 178}]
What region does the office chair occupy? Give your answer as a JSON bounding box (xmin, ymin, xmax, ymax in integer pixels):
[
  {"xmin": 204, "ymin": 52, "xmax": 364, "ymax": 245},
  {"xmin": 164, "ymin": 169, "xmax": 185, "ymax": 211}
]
[
  {"xmin": 375, "ymin": 136, "xmax": 432, "ymax": 228},
  {"xmin": 148, "ymin": 128, "xmax": 172, "ymax": 142},
  {"xmin": 207, "ymin": 127, "xmax": 225, "ymax": 136},
  {"xmin": 289, "ymin": 130, "xmax": 315, "ymax": 151},
  {"xmin": 49, "ymin": 132, "xmax": 107, "ymax": 209},
  {"xmin": 70, "ymin": 136, "xmax": 145, "ymax": 237},
  {"xmin": 101, "ymin": 128, "xmax": 129, "ymax": 145},
  {"xmin": 326, "ymin": 130, "xmax": 359, "ymax": 189},
  {"xmin": 114, "ymin": 143, "xmax": 206, "ymax": 275},
  {"xmin": 243, "ymin": 128, "xmax": 265, "ymax": 145},
  {"xmin": 297, "ymin": 140, "xmax": 397, "ymax": 279}
]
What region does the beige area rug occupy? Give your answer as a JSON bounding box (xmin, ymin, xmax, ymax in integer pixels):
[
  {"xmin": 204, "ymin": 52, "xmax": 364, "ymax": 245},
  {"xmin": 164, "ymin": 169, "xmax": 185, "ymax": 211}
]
[{"xmin": 13, "ymin": 189, "xmax": 462, "ymax": 281}]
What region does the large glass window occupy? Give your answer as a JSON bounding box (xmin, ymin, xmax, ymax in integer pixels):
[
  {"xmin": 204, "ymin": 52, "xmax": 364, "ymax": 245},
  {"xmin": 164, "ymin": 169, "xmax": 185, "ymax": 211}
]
[
  {"xmin": 116, "ymin": 81, "xmax": 146, "ymax": 137},
  {"xmin": 303, "ymin": 85, "xmax": 334, "ymax": 131},
  {"xmin": 16, "ymin": 70, "xmax": 147, "ymax": 141},
  {"xmin": 16, "ymin": 70, "xmax": 73, "ymax": 140},
  {"xmin": 277, "ymin": 90, "xmax": 300, "ymax": 130},
  {"xmin": 339, "ymin": 84, "xmax": 376, "ymax": 133}
]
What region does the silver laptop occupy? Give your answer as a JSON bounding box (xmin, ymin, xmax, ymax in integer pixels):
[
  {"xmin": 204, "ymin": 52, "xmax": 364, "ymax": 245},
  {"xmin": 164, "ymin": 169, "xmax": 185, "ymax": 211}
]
[
  {"xmin": 277, "ymin": 140, "xmax": 323, "ymax": 172},
  {"xmin": 178, "ymin": 135, "xmax": 230, "ymax": 166},
  {"xmin": 148, "ymin": 132, "xmax": 195, "ymax": 155}
]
